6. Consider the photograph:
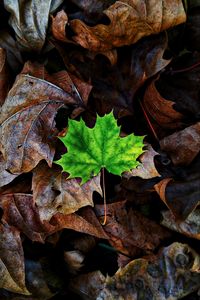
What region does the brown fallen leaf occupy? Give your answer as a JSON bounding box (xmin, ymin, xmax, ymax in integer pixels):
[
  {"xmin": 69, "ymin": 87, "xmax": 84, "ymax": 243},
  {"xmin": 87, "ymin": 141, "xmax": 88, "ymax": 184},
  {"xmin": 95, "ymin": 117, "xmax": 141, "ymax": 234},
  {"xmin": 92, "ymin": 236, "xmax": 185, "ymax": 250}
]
[
  {"xmin": 0, "ymin": 48, "xmax": 10, "ymax": 106},
  {"xmin": 154, "ymin": 176, "xmax": 200, "ymax": 220},
  {"xmin": 0, "ymin": 193, "xmax": 53, "ymax": 242},
  {"xmin": 95, "ymin": 201, "xmax": 170, "ymax": 256},
  {"xmin": 50, "ymin": 208, "xmax": 108, "ymax": 239},
  {"xmin": 0, "ymin": 74, "xmax": 82, "ymax": 173},
  {"xmin": 161, "ymin": 209, "xmax": 200, "ymax": 240},
  {"xmin": 4, "ymin": 0, "xmax": 64, "ymax": 52},
  {"xmin": 160, "ymin": 122, "xmax": 200, "ymax": 165},
  {"xmin": 0, "ymin": 222, "xmax": 30, "ymax": 295},
  {"xmin": 69, "ymin": 0, "xmax": 186, "ymax": 52},
  {"xmin": 124, "ymin": 144, "xmax": 161, "ymax": 179},
  {"xmin": 52, "ymin": 10, "xmax": 72, "ymax": 43},
  {"xmin": 97, "ymin": 242, "xmax": 200, "ymax": 300},
  {"xmin": 32, "ymin": 162, "xmax": 102, "ymax": 221},
  {"xmin": 143, "ymin": 77, "xmax": 183, "ymax": 129}
]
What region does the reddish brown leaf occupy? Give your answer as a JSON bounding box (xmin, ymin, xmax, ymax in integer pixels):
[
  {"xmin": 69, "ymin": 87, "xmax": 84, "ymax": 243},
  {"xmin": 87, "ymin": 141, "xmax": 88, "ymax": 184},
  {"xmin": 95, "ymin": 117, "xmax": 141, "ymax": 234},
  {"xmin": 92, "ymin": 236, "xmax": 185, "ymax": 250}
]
[
  {"xmin": 154, "ymin": 178, "xmax": 173, "ymax": 208},
  {"xmin": 69, "ymin": 0, "xmax": 186, "ymax": 51},
  {"xmin": 0, "ymin": 193, "xmax": 53, "ymax": 242},
  {"xmin": 32, "ymin": 162, "xmax": 102, "ymax": 221},
  {"xmin": 50, "ymin": 208, "xmax": 108, "ymax": 239},
  {"xmin": 0, "ymin": 222, "xmax": 30, "ymax": 295},
  {"xmin": 160, "ymin": 122, "xmax": 200, "ymax": 165},
  {"xmin": 95, "ymin": 201, "xmax": 170, "ymax": 256},
  {"xmin": 52, "ymin": 10, "xmax": 72, "ymax": 43},
  {"xmin": 0, "ymin": 74, "xmax": 81, "ymax": 173},
  {"xmin": 124, "ymin": 144, "xmax": 161, "ymax": 179},
  {"xmin": 143, "ymin": 78, "xmax": 183, "ymax": 129}
]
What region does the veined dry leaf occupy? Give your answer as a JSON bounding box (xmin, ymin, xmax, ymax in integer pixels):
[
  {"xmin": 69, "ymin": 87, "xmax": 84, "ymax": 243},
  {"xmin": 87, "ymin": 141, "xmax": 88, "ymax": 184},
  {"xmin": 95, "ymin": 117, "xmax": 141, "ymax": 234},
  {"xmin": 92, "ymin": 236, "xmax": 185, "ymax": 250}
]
[
  {"xmin": 124, "ymin": 144, "xmax": 161, "ymax": 179},
  {"xmin": 0, "ymin": 153, "xmax": 18, "ymax": 188},
  {"xmin": 0, "ymin": 193, "xmax": 53, "ymax": 242},
  {"xmin": 0, "ymin": 48, "xmax": 10, "ymax": 106},
  {"xmin": 32, "ymin": 162, "xmax": 102, "ymax": 222},
  {"xmin": 97, "ymin": 243, "xmax": 200, "ymax": 300},
  {"xmin": 4, "ymin": 0, "xmax": 64, "ymax": 52},
  {"xmin": 160, "ymin": 122, "xmax": 200, "ymax": 165},
  {"xmin": 69, "ymin": 0, "xmax": 186, "ymax": 51},
  {"xmin": 50, "ymin": 208, "xmax": 108, "ymax": 239},
  {"xmin": 0, "ymin": 222, "xmax": 30, "ymax": 295},
  {"xmin": 95, "ymin": 201, "xmax": 170, "ymax": 256},
  {"xmin": 0, "ymin": 74, "xmax": 82, "ymax": 174},
  {"xmin": 143, "ymin": 78, "xmax": 183, "ymax": 129},
  {"xmin": 161, "ymin": 209, "xmax": 200, "ymax": 240}
]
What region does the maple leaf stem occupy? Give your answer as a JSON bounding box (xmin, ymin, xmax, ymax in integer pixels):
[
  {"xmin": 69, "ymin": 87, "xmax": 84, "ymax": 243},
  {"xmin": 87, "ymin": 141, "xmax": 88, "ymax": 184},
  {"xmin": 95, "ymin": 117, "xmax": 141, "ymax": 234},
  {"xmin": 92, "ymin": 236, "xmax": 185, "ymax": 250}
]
[
  {"xmin": 139, "ymin": 100, "xmax": 159, "ymax": 141},
  {"xmin": 101, "ymin": 167, "xmax": 107, "ymax": 226}
]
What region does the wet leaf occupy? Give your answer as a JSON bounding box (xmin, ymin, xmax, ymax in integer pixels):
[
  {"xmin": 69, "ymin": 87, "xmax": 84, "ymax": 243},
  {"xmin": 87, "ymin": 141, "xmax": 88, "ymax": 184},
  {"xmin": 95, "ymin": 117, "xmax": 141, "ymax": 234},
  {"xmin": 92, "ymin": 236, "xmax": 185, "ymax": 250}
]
[
  {"xmin": 0, "ymin": 222, "xmax": 30, "ymax": 295},
  {"xmin": 0, "ymin": 74, "xmax": 82, "ymax": 173},
  {"xmin": 69, "ymin": 0, "xmax": 186, "ymax": 51},
  {"xmin": 32, "ymin": 162, "xmax": 102, "ymax": 221}
]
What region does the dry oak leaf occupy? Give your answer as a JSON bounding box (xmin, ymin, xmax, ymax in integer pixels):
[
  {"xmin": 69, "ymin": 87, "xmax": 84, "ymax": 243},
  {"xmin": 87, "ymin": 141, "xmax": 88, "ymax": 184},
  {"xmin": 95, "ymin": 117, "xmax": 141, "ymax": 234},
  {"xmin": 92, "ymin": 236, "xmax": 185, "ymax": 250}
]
[
  {"xmin": 0, "ymin": 222, "xmax": 30, "ymax": 295},
  {"xmin": 124, "ymin": 144, "xmax": 161, "ymax": 179},
  {"xmin": 0, "ymin": 74, "xmax": 81, "ymax": 174},
  {"xmin": 161, "ymin": 209, "xmax": 200, "ymax": 240},
  {"xmin": 32, "ymin": 162, "xmax": 102, "ymax": 222},
  {"xmin": 69, "ymin": 0, "xmax": 186, "ymax": 52},
  {"xmin": 160, "ymin": 122, "xmax": 200, "ymax": 166},
  {"xmin": 143, "ymin": 77, "xmax": 183, "ymax": 129}
]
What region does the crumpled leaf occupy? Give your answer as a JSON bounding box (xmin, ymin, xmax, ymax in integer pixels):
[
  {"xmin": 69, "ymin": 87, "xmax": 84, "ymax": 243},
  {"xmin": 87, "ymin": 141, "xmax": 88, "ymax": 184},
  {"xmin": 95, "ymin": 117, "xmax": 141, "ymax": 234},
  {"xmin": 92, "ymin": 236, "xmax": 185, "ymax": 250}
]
[
  {"xmin": 124, "ymin": 144, "xmax": 161, "ymax": 179},
  {"xmin": 161, "ymin": 209, "xmax": 200, "ymax": 240},
  {"xmin": 143, "ymin": 77, "xmax": 184, "ymax": 130},
  {"xmin": 0, "ymin": 222, "xmax": 30, "ymax": 295},
  {"xmin": 69, "ymin": 0, "xmax": 186, "ymax": 51},
  {"xmin": 97, "ymin": 242, "xmax": 200, "ymax": 300},
  {"xmin": 95, "ymin": 201, "xmax": 170, "ymax": 256},
  {"xmin": 0, "ymin": 74, "xmax": 82, "ymax": 174},
  {"xmin": 70, "ymin": 243, "xmax": 200, "ymax": 300},
  {"xmin": 160, "ymin": 122, "xmax": 200, "ymax": 165},
  {"xmin": 56, "ymin": 111, "xmax": 145, "ymax": 184},
  {"xmin": 4, "ymin": 0, "xmax": 64, "ymax": 52},
  {"xmin": 0, "ymin": 193, "xmax": 52, "ymax": 242},
  {"xmin": 32, "ymin": 162, "xmax": 102, "ymax": 221}
]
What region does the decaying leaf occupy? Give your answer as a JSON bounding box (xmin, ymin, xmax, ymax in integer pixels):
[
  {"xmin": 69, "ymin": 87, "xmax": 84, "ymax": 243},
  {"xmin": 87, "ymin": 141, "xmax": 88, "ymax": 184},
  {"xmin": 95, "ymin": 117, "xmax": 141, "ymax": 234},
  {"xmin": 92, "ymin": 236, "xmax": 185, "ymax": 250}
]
[
  {"xmin": 32, "ymin": 162, "xmax": 102, "ymax": 221},
  {"xmin": 0, "ymin": 48, "xmax": 10, "ymax": 106},
  {"xmin": 160, "ymin": 122, "xmax": 200, "ymax": 165},
  {"xmin": 56, "ymin": 111, "xmax": 145, "ymax": 184},
  {"xmin": 95, "ymin": 201, "xmax": 170, "ymax": 256},
  {"xmin": 4, "ymin": 0, "xmax": 64, "ymax": 52},
  {"xmin": 0, "ymin": 74, "xmax": 83, "ymax": 174},
  {"xmin": 70, "ymin": 243, "xmax": 200, "ymax": 300},
  {"xmin": 69, "ymin": 0, "xmax": 186, "ymax": 51},
  {"xmin": 124, "ymin": 144, "xmax": 161, "ymax": 179},
  {"xmin": 161, "ymin": 209, "xmax": 200, "ymax": 240},
  {"xmin": 0, "ymin": 222, "xmax": 30, "ymax": 295},
  {"xmin": 0, "ymin": 153, "xmax": 18, "ymax": 188}
]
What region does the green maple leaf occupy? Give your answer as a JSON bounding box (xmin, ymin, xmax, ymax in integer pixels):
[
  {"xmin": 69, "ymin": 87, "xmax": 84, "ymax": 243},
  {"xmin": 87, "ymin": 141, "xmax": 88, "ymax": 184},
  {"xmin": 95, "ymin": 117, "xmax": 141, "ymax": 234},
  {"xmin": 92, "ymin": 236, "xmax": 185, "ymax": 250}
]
[{"xmin": 55, "ymin": 112, "xmax": 145, "ymax": 184}]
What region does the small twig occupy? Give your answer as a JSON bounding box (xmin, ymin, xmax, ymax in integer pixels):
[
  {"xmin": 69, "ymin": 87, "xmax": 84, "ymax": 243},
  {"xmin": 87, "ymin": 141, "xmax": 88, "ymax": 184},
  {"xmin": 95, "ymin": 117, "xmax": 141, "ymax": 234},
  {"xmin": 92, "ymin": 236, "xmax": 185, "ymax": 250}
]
[
  {"xmin": 170, "ymin": 60, "xmax": 200, "ymax": 75},
  {"xmin": 101, "ymin": 167, "xmax": 107, "ymax": 226}
]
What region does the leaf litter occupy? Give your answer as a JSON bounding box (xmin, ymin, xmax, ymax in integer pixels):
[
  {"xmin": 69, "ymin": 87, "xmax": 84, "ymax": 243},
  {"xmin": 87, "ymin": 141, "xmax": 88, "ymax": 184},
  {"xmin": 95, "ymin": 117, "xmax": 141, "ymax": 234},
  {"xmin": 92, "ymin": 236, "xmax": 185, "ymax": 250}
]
[{"xmin": 0, "ymin": 0, "xmax": 200, "ymax": 299}]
